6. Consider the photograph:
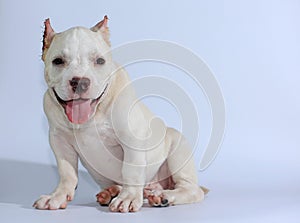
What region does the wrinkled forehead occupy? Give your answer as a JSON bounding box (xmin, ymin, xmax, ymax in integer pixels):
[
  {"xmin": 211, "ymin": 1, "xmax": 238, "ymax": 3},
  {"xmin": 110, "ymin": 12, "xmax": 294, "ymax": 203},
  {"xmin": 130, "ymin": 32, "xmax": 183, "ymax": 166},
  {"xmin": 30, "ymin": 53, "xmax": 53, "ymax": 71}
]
[{"xmin": 46, "ymin": 27, "xmax": 109, "ymax": 59}]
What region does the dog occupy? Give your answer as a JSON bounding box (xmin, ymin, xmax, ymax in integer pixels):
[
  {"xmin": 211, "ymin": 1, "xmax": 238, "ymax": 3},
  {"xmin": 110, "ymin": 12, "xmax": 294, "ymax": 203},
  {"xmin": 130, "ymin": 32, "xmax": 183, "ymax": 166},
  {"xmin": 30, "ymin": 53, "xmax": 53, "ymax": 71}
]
[{"xmin": 33, "ymin": 16, "xmax": 208, "ymax": 212}]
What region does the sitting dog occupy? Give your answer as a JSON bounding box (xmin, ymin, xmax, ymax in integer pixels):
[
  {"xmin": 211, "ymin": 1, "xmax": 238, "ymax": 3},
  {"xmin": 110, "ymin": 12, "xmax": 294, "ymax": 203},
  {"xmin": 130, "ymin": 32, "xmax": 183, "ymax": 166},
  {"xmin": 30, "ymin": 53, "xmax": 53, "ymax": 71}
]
[{"xmin": 33, "ymin": 16, "xmax": 208, "ymax": 212}]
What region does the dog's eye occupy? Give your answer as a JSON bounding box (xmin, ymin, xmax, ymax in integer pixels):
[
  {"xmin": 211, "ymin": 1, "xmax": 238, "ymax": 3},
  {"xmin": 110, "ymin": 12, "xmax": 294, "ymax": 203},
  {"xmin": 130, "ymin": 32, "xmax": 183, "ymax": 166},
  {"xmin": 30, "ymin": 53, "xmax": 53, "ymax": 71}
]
[
  {"xmin": 52, "ymin": 58, "xmax": 64, "ymax": 65},
  {"xmin": 96, "ymin": 58, "xmax": 105, "ymax": 65}
]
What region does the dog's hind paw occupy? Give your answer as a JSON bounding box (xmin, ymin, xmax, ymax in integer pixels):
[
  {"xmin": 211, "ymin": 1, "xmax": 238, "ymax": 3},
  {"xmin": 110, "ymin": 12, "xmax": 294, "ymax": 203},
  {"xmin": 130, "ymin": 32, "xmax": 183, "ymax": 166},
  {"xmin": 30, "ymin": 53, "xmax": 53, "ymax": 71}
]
[
  {"xmin": 147, "ymin": 195, "xmax": 170, "ymax": 207},
  {"xmin": 96, "ymin": 185, "xmax": 121, "ymax": 206}
]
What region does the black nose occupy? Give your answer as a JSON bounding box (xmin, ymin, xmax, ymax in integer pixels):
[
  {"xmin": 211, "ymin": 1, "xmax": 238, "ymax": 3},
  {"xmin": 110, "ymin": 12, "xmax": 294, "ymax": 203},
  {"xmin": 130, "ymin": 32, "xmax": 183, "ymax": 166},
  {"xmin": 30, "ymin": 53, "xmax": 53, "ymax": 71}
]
[{"xmin": 69, "ymin": 77, "xmax": 91, "ymax": 94}]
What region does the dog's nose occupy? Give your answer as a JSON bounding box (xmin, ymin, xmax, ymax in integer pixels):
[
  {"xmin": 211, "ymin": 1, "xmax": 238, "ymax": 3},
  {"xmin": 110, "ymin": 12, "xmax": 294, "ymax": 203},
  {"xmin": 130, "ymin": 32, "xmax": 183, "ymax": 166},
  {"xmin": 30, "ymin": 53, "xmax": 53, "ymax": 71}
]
[{"xmin": 69, "ymin": 77, "xmax": 91, "ymax": 94}]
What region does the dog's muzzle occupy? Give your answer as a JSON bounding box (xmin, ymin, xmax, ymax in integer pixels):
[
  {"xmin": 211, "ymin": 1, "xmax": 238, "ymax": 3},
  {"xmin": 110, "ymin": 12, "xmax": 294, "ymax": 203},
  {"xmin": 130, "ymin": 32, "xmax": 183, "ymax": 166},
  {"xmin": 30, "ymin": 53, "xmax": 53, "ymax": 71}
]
[{"xmin": 53, "ymin": 84, "xmax": 108, "ymax": 124}]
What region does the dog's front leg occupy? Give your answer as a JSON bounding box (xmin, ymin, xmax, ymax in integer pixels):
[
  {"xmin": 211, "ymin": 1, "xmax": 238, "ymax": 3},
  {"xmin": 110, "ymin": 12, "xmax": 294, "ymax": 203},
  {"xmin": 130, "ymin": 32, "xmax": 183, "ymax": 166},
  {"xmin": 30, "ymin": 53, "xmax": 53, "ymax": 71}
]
[
  {"xmin": 33, "ymin": 131, "xmax": 78, "ymax": 210},
  {"xmin": 109, "ymin": 148, "xmax": 145, "ymax": 212}
]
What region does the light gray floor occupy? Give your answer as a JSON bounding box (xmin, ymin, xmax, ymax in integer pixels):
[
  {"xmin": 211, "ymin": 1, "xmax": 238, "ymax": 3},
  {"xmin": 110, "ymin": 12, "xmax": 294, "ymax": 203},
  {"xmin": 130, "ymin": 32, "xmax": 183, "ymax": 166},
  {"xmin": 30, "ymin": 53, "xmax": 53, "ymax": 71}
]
[{"xmin": 1, "ymin": 159, "xmax": 299, "ymax": 223}]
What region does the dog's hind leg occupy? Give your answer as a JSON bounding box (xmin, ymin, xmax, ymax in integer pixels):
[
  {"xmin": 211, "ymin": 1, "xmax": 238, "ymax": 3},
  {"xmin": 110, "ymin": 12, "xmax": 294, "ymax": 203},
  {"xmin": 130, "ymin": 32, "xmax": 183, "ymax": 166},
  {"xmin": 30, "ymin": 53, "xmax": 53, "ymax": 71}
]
[{"xmin": 147, "ymin": 128, "xmax": 208, "ymax": 207}]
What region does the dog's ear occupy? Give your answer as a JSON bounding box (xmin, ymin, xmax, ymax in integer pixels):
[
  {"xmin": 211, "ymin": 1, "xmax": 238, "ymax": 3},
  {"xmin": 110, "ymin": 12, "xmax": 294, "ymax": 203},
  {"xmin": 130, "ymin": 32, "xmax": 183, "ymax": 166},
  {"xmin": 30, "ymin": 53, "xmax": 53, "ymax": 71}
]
[
  {"xmin": 91, "ymin": 15, "xmax": 110, "ymax": 46},
  {"xmin": 42, "ymin": 18, "xmax": 55, "ymax": 61}
]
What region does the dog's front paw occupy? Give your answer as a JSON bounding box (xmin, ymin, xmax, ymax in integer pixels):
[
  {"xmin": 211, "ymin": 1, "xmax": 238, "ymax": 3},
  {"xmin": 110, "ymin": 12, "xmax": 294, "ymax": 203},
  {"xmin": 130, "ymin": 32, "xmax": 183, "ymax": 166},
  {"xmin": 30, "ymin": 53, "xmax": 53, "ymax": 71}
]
[
  {"xmin": 33, "ymin": 191, "xmax": 74, "ymax": 210},
  {"xmin": 109, "ymin": 187, "xmax": 143, "ymax": 213}
]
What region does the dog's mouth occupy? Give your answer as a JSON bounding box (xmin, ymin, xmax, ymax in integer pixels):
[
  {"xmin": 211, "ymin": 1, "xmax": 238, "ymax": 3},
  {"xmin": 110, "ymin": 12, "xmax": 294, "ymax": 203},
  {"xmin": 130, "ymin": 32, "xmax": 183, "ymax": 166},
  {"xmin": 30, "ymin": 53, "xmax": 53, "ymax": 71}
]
[{"xmin": 53, "ymin": 84, "xmax": 108, "ymax": 124}]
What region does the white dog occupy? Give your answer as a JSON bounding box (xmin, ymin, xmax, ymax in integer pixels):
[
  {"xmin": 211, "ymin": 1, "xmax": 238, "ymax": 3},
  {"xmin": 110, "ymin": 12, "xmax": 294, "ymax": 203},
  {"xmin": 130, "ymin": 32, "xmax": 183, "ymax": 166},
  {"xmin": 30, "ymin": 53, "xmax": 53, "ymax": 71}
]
[{"xmin": 33, "ymin": 16, "xmax": 208, "ymax": 212}]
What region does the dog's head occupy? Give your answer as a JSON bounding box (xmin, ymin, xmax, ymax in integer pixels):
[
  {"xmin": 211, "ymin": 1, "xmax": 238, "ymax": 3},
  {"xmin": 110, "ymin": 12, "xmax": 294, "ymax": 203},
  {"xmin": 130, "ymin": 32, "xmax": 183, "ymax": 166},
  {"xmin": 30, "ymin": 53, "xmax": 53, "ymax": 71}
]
[{"xmin": 42, "ymin": 16, "xmax": 112, "ymax": 124}]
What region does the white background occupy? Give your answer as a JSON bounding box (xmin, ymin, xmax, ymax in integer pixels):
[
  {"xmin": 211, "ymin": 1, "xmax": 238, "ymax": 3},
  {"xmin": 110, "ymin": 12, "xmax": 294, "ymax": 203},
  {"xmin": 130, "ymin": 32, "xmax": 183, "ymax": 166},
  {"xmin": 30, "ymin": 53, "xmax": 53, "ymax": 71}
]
[{"xmin": 0, "ymin": 0, "xmax": 299, "ymax": 222}]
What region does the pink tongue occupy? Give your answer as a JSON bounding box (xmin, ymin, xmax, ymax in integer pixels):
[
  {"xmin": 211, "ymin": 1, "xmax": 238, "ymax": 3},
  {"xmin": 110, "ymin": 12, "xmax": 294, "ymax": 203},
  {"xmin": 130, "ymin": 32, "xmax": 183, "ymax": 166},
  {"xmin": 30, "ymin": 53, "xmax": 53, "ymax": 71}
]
[{"xmin": 66, "ymin": 99, "xmax": 92, "ymax": 124}]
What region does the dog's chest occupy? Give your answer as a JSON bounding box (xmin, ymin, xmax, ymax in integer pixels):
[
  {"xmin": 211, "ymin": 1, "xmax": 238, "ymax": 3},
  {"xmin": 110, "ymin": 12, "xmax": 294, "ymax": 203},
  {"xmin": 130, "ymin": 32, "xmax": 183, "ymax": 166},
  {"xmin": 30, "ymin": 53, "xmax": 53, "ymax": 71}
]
[
  {"xmin": 73, "ymin": 121, "xmax": 123, "ymax": 159},
  {"xmin": 96, "ymin": 121, "xmax": 120, "ymax": 147},
  {"xmin": 78, "ymin": 120, "xmax": 117, "ymax": 142}
]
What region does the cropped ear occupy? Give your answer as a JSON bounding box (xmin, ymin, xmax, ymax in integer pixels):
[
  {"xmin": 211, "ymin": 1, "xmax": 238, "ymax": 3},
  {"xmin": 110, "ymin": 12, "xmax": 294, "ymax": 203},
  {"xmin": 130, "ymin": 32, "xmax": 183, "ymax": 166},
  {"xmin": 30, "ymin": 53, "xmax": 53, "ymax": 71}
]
[
  {"xmin": 91, "ymin": 15, "xmax": 110, "ymax": 46},
  {"xmin": 42, "ymin": 18, "xmax": 55, "ymax": 61}
]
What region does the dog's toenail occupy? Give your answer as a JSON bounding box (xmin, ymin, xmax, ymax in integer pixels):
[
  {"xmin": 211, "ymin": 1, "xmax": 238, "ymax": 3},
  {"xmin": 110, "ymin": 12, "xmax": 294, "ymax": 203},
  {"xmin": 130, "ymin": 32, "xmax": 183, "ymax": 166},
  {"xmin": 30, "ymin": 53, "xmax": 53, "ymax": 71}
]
[{"xmin": 161, "ymin": 199, "xmax": 168, "ymax": 205}]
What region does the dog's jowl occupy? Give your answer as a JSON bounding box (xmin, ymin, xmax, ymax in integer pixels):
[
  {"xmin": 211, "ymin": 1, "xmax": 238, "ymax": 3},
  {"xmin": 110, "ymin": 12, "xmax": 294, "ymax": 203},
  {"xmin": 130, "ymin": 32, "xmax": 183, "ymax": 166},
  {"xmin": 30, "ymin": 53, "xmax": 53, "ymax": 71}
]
[{"xmin": 33, "ymin": 16, "xmax": 208, "ymax": 212}]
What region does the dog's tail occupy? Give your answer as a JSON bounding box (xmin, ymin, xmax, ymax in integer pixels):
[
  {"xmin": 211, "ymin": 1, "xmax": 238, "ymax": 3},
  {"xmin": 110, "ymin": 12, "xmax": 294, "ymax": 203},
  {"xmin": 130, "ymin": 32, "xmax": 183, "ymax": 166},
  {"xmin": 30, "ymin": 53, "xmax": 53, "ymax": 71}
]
[{"xmin": 200, "ymin": 186, "xmax": 210, "ymax": 195}]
